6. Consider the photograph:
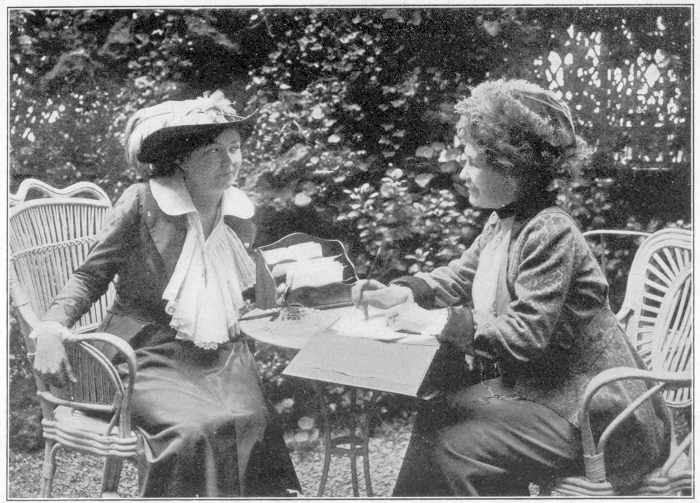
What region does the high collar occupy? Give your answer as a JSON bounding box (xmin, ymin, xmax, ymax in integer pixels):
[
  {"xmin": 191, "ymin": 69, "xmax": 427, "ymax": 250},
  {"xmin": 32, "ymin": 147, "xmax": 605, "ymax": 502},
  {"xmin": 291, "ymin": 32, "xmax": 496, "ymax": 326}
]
[
  {"xmin": 494, "ymin": 191, "xmax": 557, "ymax": 220},
  {"xmin": 149, "ymin": 172, "xmax": 254, "ymax": 219}
]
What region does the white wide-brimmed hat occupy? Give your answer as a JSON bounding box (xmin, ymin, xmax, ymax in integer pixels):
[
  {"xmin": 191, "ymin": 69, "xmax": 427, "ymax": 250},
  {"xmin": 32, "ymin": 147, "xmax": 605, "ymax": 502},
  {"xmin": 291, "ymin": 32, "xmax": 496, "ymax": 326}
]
[{"xmin": 124, "ymin": 90, "xmax": 256, "ymax": 168}]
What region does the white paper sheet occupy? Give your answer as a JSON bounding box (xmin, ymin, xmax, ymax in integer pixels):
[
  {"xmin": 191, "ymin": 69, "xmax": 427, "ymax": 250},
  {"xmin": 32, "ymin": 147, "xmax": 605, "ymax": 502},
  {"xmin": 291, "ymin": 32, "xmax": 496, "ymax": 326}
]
[
  {"xmin": 330, "ymin": 307, "xmax": 410, "ymax": 342},
  {"xmin": 284, "ymin": 331, "xmax": 439, "ymax": 396},
  {"xmin": 261, "ymin": 241, "xmax": 323, "ymax": 265},
  {"xmin": 279, "ymin": 256, "xmax": 344, "ymax": 288}
]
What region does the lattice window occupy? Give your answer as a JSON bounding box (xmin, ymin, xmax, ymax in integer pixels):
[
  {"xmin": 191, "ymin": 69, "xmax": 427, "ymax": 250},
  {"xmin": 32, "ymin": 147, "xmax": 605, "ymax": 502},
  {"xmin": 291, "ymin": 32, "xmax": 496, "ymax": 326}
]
[{"xmin": 528, "ymin": 19, "xmax": 688, "ymax": 174}]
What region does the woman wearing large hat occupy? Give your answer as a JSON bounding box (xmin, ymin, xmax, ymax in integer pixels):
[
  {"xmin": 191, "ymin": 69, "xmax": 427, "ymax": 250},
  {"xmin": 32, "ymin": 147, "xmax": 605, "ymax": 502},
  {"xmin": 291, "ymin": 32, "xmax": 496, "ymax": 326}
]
[{"xmin": 31, "ymin": 91, "xmax": 300, "ymax": 497}]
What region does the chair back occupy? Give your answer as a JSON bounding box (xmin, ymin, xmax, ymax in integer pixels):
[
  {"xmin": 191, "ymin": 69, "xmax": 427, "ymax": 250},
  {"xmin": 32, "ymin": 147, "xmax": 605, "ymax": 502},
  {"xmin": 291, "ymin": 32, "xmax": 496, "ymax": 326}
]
[
  {"xmin": 9, "ymin": 180, "xmax": 139, "ymax": 433},
  {"xmin": 9, "ymin": 178, "xmax": 115, "ymax": 333},
  {"xmin": 650, "ymin": 264, "xmax": 692, "ymax": 407},
  {"xmin": 615, "ymin": 228, "xmax": 692, "ymax": 376},
  {"xmin": 584, "ymin": 228, "xmax": 692, "ymax": 408}
]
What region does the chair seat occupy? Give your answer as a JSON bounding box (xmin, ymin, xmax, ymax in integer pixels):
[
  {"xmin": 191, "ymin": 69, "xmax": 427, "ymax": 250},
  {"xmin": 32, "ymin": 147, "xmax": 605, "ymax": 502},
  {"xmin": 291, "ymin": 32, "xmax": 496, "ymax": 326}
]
[
  {"xmin": 550, "ymin": 452, "xmax": 692, "ymax": 496},
  {"xmin": 41, "ymin": 406, "xmax": 139, "ymax": 458}
]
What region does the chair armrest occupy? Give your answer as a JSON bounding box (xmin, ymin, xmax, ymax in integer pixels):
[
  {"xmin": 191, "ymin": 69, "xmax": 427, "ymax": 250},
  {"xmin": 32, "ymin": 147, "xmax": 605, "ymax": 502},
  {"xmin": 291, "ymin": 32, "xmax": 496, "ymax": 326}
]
[
  {"xmin": 32, "ymin": 331, "xmax": 138, "ymax": 436},
  {"xmin": 582, "ymin": 230, "xmax": 651, "ymax": 239},
  {"xmin": 614, "ymin": 305, "xmax": 633, "ymax": 331},
  {"xmin": 63, "ymin": 332, "xmax": 138, "ymax": 435},
  {"xmin": 578, "ymin": 366, "xmax": 691, "ymax": 482},
  {"xmin": 64, "ymin": 332, "xmax": 137, "ymax": 394}
]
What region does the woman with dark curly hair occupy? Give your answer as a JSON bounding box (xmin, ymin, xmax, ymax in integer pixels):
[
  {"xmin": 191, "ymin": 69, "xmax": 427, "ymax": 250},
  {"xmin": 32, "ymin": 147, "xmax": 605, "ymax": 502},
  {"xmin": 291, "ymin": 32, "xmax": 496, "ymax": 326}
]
[{"xmin": 353, "ymin": 79, "xmax": 670, "ymax": 496}]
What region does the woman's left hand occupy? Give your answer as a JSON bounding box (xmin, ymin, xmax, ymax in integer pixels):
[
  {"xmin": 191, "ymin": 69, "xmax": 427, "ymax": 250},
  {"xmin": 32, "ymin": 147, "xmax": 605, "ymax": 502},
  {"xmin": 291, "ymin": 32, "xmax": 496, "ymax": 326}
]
[{"xmin": 385, "ymin": 303, "xmax": 447, "ymax": 335}]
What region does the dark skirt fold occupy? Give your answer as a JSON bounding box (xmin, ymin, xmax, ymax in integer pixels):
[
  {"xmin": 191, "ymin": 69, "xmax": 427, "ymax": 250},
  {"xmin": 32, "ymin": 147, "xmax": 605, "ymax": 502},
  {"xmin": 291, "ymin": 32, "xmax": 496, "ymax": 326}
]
[{"xmin": 123, "ymin": 330, "xmax": 299, "ymax": 497}]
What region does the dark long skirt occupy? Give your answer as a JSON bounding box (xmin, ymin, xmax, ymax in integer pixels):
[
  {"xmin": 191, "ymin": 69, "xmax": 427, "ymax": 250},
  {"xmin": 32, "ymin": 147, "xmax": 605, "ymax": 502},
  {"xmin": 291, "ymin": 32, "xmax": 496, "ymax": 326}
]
[
  {"xmin": 394, "ymin": 379, "xmax": 583, "ymax": 496},
  {"xmin": 123, "ymin": 329, "xmax": 299, "ymax": 497},
  {"xmin": 395, "ymin": 374, "xmax": 670, "ymax": 496}
]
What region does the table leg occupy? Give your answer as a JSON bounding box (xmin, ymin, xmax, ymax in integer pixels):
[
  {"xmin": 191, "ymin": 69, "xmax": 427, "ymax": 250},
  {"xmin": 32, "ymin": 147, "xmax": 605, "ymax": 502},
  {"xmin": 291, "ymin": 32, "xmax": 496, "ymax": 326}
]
[
  {"xmin": 313, "ymin": 384, "xmax": 378, "ymax": 497},
  {"xmin": 315, "ymin": 384, "xmax": 332, "ymax": 497},
  {"xmin": 359, "ymin": 390, "xmax": 375, "ymax": 497},
  {"xmin": 349, "ymin": 389, "xmax": 360, "ymax": 496}
]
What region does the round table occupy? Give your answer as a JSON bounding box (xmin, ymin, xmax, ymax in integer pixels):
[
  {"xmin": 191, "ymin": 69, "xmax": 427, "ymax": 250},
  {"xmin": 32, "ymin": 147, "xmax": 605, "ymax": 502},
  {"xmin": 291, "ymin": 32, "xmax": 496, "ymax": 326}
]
[
  {"xmin": 239, "ymin": 305, "xmax": 357, "ymax": 350},
  {"xmin": 239, "ymin": 305, "xmax": 376, "ymax": 496}
]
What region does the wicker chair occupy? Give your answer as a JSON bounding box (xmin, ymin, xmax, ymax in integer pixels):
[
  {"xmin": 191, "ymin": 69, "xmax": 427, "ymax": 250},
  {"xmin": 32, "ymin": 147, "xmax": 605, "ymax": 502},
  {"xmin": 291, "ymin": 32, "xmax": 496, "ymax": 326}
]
[
  {"xmin": 548, "ymin": 228, "xmax": 692, "ymax": 496},
  {"xmin": 9, "ymin": 178, "xmax": 143, "ymax": 498}
]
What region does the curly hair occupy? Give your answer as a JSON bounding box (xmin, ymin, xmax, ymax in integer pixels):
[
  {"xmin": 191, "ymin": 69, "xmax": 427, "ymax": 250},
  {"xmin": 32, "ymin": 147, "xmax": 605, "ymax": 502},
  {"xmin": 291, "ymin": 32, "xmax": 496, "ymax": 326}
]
[{"xmin": 455, "ymin": 79, "xmax": 586, "ymax": 196}]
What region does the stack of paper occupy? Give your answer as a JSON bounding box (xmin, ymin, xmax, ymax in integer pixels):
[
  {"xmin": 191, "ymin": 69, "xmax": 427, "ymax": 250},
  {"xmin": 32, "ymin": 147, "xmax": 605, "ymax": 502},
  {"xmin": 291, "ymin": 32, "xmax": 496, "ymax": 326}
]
[
  {"xmin": 261, "ymin": 242, "xmax": 324, "ymax": 264},
  {"xmin": 274, "ymin": 256, "xmax": 344, "ymax": 289}
]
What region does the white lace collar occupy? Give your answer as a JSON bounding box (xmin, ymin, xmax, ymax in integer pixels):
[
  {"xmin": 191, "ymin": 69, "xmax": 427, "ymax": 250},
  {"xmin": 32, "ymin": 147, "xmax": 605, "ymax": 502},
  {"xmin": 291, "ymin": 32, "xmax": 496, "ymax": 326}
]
[{"xmin": 149, "ymin": 173, "xmax": 255, "ymax": 219}]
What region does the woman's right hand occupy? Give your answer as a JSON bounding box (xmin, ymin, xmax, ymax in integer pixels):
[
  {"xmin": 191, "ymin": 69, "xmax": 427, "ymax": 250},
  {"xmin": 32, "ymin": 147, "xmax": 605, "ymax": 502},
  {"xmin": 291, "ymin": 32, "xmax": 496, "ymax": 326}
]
[
  {"xmin": 351, "ymin": 279, "xmax": 414, "ymax": 310},
  {"xmin": 31, "ymin": 321, "xmax": 76, "ymax": 388}
]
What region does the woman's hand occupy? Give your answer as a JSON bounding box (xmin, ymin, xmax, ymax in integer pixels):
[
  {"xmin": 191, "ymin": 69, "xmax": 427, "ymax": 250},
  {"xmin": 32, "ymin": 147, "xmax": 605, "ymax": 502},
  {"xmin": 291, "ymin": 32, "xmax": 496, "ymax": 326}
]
[
  {"xmin": 31, "ymin": 321, "xmax": 76, "ymax": 388},
  {"xmin": 385, "ymin": 303, "xmax": 448, "ymax": 335},
  {"xmin": 351, "ymin": 279, "xmax": 414, "ymax": 309}
]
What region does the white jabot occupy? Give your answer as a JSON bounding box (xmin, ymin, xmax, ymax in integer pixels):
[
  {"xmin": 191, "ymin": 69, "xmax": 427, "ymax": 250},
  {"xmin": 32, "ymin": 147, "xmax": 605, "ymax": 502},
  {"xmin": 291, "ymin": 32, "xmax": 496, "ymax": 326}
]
[
  {"xmin": 150, "ymin": 174, "xmax": 256, "ymax": 349},
  {"xmin": 472, "ymin": 213, "xmax": 514, "ymax": 327}
]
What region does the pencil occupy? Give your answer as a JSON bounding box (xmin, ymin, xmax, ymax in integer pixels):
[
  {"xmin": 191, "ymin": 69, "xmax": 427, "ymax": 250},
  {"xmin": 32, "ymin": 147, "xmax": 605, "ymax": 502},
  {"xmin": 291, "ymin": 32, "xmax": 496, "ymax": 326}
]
[{"xmin": 361, "ymin": 284, "xmax": 369, "ymax": 321}]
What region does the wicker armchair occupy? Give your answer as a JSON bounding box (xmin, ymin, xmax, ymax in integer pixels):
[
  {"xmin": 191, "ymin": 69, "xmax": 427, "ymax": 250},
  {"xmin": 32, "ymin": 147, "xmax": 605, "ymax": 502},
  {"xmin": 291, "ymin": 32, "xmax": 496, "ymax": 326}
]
[
  {"xmin": 9, "ymin": 178, "xmax": 143, "ymax": 497},
  {"xmin": 548, "ymin": 228, "xmax": 692, "ymax": 496}
]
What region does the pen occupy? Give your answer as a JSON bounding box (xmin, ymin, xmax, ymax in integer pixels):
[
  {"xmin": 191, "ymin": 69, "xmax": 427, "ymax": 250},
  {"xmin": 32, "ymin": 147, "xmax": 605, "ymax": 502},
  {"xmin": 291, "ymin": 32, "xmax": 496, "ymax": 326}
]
[
  {"xmin": 360, "ymin": 282, "xmax": 370, "ymax": 321},
  {"xmin": 360, "ymin": 245, "xmax": 382, "ymax": 320}
]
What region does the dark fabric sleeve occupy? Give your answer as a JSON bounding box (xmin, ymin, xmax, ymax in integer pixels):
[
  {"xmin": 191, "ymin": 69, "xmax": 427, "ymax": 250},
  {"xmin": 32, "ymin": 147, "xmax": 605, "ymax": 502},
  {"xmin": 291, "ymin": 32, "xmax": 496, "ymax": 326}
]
[
  {"xmin": 43, "ymin": 183, "xmax": 142, "ymax": 327},
  {"xmin": 225, "ymin": 215, "xmax": 256, "ymax": 249},
  {"xmin": 390, "ymin": 275, "xmax": 436, "ymax": 309},
  {"xmin": 436, "ymin": 306, "xmax": 475, "ymax": 354},
  {"xmin": 474, "ymin": 212, "xmax": 579, "ymax": 363},
  {"xmin": 412, "ymin": 216, "xmax": 496, "ymax": 308}
]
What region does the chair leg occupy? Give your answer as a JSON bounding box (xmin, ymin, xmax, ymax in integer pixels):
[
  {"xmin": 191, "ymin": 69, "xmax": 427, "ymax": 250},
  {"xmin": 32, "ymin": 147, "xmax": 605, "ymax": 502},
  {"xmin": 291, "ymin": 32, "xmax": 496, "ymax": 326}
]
[
  {"xmin": 135, "ymin": 434, "xmax": 148, "ymax": 496},
  {"xmin": 40, "ymin": 440, "xmax": 59, "ymax": 498},
  {"xmin": 101, "ymin": 456, "xmax": 124, "ymax": 497}
]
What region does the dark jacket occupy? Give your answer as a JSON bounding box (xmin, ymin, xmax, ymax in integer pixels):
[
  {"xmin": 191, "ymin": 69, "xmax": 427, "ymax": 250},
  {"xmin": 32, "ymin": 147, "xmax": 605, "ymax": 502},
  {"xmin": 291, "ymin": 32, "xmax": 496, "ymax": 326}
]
[
  {"xmin": 44, "ymin": 182, "xmax": 256, "ymax": 348},
  {"xmin": 398, "ymin": 207, "xmax": 670, "ymax": 489}
]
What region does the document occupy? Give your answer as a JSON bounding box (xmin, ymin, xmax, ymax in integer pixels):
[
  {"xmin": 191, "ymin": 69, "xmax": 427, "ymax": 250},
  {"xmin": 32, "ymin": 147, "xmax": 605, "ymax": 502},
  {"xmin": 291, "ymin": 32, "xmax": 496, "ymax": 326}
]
[
  {"xmin": 261, "ymin": 241, "xmax": 323, "ymax": 265},
  {"xmin": 330, "ymin": 307, "xmax": 410, "ymax": 342},
  {"xmin": 263, "ymin": 240, "xmax": 345, "ymax": 290},
  {"xmin": 279, "ymin": 256, "xmax": 344, "ymax": 288}
]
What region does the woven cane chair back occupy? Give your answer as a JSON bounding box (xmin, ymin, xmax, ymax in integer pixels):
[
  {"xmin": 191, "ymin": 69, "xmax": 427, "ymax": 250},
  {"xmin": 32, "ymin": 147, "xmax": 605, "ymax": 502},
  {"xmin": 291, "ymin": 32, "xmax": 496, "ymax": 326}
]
[
  {"xmin": 649, "ymin": 265, "xmax": 692, "ymax": 407},
  {"xmin": 9, "ymin": 178, "xmax": 114, "ymax": 333},
  {"xmin": 584, "ymin": 228, "xmax": 692, "ymax": 407},
  {"xmin": 614, "ymin": 228, "xmax": 692, "ymax": 406},
  {"xmin": 9, "ymin": 179, "xmax": 141, "ymax": 497}
]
